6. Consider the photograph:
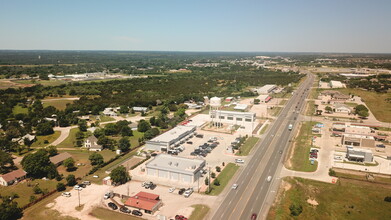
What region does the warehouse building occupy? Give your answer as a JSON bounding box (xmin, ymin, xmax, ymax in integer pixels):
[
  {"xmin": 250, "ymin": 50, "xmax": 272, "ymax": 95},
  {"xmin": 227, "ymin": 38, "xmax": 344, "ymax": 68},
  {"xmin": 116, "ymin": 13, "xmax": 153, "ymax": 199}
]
[
  {"xmin": 346, "ymin": 147, "xmax": 373, "ymax": 163},
  {"xmin": 145, "ymin": 125, "xmax": 196, "ymax": 151},
  {"xmin": 145, "ymin": 154, "xmax": 205, "ymax": 183},
  {"xmin": 253, "ymin": 84, "xmax": 277, "ymax": 94}
]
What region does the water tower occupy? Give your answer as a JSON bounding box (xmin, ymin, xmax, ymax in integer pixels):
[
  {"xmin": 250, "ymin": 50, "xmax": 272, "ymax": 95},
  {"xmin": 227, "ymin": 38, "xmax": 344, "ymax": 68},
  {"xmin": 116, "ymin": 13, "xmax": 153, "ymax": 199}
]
[{"xmin": 210, "ymin": 97, "xmax": 221, "ymax": 127}]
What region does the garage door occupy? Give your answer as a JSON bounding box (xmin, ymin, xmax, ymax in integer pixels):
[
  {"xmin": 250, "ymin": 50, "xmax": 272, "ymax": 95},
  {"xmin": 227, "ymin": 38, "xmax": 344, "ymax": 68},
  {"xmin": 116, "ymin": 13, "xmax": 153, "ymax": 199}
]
[
  {"xmin": 171, "ymin": 172, "xmax": 179, "ymax": 181},
  {"xmin": 158, "ymin": 170, "xmax": 169, "ymax": 178}
]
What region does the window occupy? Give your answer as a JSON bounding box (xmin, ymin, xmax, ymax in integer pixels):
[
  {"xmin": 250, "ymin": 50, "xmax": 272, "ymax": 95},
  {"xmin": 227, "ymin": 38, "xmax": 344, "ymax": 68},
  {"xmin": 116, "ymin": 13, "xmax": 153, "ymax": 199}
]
[
  {"xmin": 245, "ymin": 118, "xmax": 252, "ymax": 122},
  {"xmin": 236, "ymin": 118, "xmax": 242, "ymax": 121},
  {"xmin": 219, "ymin": 116, "xmax": 225, "ymax": 119},
  {"xmin": 227, "ymin": 117, "xmax": 234, "ymax": 120}
]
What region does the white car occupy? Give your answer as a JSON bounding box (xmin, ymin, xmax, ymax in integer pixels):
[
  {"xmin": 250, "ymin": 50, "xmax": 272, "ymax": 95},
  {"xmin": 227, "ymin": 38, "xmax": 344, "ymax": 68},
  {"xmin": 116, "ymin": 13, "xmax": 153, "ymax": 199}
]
[
  {"xmin": 232, "ymin": 184, "xmax": 238, "ymax": 190},
  {"xmin": 267, "ymin": 176, "xmax": 272, "ymax": 182},
  {"xmin": 74, "ymin": 185, "xmax": 82, "ymax": 191},
  {"xmin": 61, "ymin": 192, "xmax": 71, "ymax": 197},
  {"xmin": 235, "ymin": 159, "xmax": 245, "ymax": 164},
  {"xmin": 168, "ymin": 187, "xmax": 176, "ymax": 193},
  {"xmin": 93, "ymin": 175, "xmax": 99, "ymax": 178}
]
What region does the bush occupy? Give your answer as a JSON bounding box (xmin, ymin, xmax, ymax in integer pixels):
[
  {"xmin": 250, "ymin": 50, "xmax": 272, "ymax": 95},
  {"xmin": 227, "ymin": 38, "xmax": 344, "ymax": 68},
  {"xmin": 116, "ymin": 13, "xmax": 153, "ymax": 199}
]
[
  {"xmin": 289, "ymin": 204, "xmax": 303, "ymax": 216},
  {"xmin": 66, "ymin": 174, "xmax": 77, "ymax": 186},
  {"xmin": 385, "ymin": 196, "xmax": 391, "ymax": 202},
  {"xmin": 328, "ymin": 168, "xmax": 336, "ymax": 177},
  {"xmin": 33, "ymin": 185, "xmax": 42, "ymax": 194},
  {"xmin": 216, "ymin": 166, "xmax": 221, "ymax": 172},
  {"xmin": 56, "ymin": 183, "xmax": 66, "ymax": 191},
  {"xmin": 205, "ymin": 177, "xmax": 209, "ymax": 186},
  {"xmin": 29, "ymin": 195, "xmax": 36, "ymax": 203},
  {"xmin": 213, "ymin": 178, "xmax": 220, "ymax": 186},
  {"xmin": 211, "ymin": 172, "xmax": 216, "ymax": 178}
]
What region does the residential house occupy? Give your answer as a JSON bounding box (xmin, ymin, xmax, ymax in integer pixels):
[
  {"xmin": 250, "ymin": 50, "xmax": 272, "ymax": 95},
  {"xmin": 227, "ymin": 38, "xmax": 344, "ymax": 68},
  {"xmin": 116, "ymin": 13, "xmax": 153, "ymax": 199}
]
[
  {"xmin": 0, "ymin": 169, "xmax": 27, "ymax": 186},
  {"xmin": 84, "ymin": 135, "xmax": 103, "ymax": 151},
  {"xmin": 50, "ymin": 152, "xmax": 72, "ymax": 166},
  {"xmin": 11, "ymin": 134, "xmax": 36, "ymax": 145},
  {"xmin": 132, "ymin": 107, "xmax": 148, "ymax": 112}
]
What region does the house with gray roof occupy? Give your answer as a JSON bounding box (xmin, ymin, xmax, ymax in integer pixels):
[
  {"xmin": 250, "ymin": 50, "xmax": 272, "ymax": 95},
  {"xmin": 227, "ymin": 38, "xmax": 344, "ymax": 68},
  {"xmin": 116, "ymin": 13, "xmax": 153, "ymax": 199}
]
[{"xmin": 84, "ymin": 135, "xmax": 103, "ymax": 151}]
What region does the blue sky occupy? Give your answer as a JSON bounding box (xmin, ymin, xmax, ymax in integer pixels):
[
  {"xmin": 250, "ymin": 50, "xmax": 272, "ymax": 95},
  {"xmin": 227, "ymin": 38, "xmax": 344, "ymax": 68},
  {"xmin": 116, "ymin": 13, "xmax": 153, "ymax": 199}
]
[{"xmin": 1, "ymin": 0, "xmax": 390, "ymax": 53}]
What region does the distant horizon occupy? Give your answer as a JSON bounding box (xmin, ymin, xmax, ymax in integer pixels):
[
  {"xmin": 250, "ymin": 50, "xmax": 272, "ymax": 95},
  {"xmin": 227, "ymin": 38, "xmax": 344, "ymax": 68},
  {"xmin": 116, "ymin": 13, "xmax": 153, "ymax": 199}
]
[{"xmin": 1, "ymin": 49, "xmax": 391, "ymax": 55}]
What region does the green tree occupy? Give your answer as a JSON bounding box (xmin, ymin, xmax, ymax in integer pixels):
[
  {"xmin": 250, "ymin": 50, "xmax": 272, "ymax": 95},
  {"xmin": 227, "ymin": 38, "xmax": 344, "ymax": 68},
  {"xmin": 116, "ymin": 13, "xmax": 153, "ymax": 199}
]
[
  {"xmin": 93, "ymin": 128, "xmax": 105, "ymax": 138},
  {"xmin": 213, "ymin": 178, "xmax": 220, "ymax": 186},
  {"xmin": 29, "ymin": 195, "xmax": 36, "ymax": 203},
  {"xmin": 149, "ymin": 116, "xmax": 156, "ymax": 126},
  {"xmin": 104, "ymin": 123, "xmax": 117, "ymax": 136},
  {"xmin": 137, "ymin": 120, "xmax": 151, "ymax": 132},
  {"xmin": 119, "ymin": 105, "xmax": 129, "ymax": 114},
  {"xmin": 21, "ymin": 149, "xmax": 58, "ymax": 179},
  {"xmin": 355, "ymin": 104, "xmax": 368, "ymax": 113},
  {"xmin": 205, "ymin": 177, "xmax": 209, "ymax": 185},
  {"xmin": 0, "ymin": 150, "xmax": 14, "ymax": 174},
  {"xmin": 33, "ymin": 185, "xmax": 42, "ymax": 194},
  {"xmin": 120, "ymin": 126, "xmax": 133, "ymax": 137},
  {"xmin": 118, "ymin": 137, "xmax": 131, "ymax": 152},
  {"xmin": 66, "ymin": 174, "xmax": 77, "ymax": 186},
  {"xmin": 89, "ymin": 152, "xmax": 104, "ymax": 166},
  {"xmin": 36, "ymin": 122, "xmax": 54, "ymax": 135},
  {"xmin": 215, "ymin": 166, "xmax": 221, "ymax": 172},
  {"xmin": 78, "ymin": 120, "xmax": 87, "ymax": 132},
  {"xmin": 63, "ymin": 158, "xmax": 76, "ymax": 172},
  {"xmin": 0, "ymin": 196, "xmax": 23, "ymax": 220},
  {"xmin": 109, "ymin": 166, "xmax": 130, "ymax": 185},
  {"xmin": 46, "ymin": 145, "xmax": 58, "ymax": 156},
  {"xmin": 325, "ymin": 106, "xmax": 333, "ymax": 113},
  {"xmin": 357, "ymin": 110, "xmax": 369, "ymax": 118},
  {"xmin": 254, "ymin": 99, "xmax": 260, "ymax": 104},
  {"xmin": 56, "ymin": 182, "xmax": 66, "ymax": 191},
  {"xmin": 174, "ymin": 108, "xmax": 187, "ymax": 118}
]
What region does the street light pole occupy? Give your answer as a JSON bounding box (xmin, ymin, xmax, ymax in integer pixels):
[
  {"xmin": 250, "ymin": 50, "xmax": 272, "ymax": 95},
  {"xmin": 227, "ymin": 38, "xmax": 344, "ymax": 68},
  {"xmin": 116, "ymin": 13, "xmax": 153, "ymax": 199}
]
[
  {"xmin": 208, "ymin": 166, "xmax": 211, "ymax": 193},
  {"xmin": 78, "ymin": 189, "xmax": 81, "ymax": 207}
]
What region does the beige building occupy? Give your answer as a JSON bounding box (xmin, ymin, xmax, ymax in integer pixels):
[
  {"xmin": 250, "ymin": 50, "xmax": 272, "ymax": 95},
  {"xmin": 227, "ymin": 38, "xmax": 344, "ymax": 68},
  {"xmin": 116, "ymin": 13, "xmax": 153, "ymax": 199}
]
[{"xmin": 342, "ymin": 134, "xmax": 375, "ymax": 148}]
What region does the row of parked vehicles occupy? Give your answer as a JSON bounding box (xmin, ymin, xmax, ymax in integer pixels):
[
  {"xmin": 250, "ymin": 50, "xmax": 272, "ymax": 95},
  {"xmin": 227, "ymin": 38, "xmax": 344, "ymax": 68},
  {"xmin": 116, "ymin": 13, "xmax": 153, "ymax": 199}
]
[
  {"xmin": 170, "ymin": 187, "xmax": 194, "ymax": 198},
  {"xmin": 107, "ymin": 202, "xmax": 143, "ymax": 216},
  {"xmin": 141, "ymin": 181, "xmax": 157, "ymax": 190},
  {"xmin": 190, "ymin": 137, "xmax": 219, "ymax": 157},
  {"xmin": 74, "ymin": 181, "xmax": 91, "ymax": 191}
]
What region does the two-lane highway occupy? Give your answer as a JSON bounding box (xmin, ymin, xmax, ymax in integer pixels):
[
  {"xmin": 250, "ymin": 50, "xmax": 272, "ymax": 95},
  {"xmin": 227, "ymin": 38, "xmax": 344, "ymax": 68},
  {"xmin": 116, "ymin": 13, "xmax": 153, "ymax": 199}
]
[{"xmin": 211, "ymin": 73, "xmax": 314, "ymax": 220}]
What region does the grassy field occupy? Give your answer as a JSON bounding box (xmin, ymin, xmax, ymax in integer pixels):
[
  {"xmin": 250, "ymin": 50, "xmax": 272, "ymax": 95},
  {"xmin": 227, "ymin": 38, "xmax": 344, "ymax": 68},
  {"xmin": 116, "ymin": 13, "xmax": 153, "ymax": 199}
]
[
  {"xmin": 259, "ymin": 124, "xmax": 269, "ymax": 135},
  {"xmin": 42, "ymin": 99, "xmax": 75, "ymax": 110},
  {"xmin": 57, "ymin": 149, "xmax": 117, "ymax": 179},
  {"xmin": 23, "ymin": 191, "xmax": 78, "ymax": 220},
  {"xmin": 270, "ymin": 107, "xmax": 282, "ymax": 116},
  {"xmin": 0, "ymin": 179, "xmax": 58, "ymax": 208},
  {"xmin": 12, "ymin": 104, "xmax": 29, "ymax": 114},
  {"xmin": 279, "ymin": 99, "xmax": 287, "ymax": 105},
  {"xmin": 236, "ymin": 137, "xmax": 259, "ymax": 156},
  {"xmin": 288, "ymin": 121, "xmax": 319, "ymax": 172},
  {"xmin": 267, "ymin": 177, "xmax": 391, "ymax": 220},
  {"xmin": 305, "ymin": 100, "xmax": 315, "ymax": 116},
  {"xmin": 56, "ymin": 128, "xmax": 79, "ymax": 148},
  {"xmin": 189, "ymin": 204, "xmax": 210, "ymax": 220},
  {"xmin": 308, "ymin": 88, "xmax": 320, "ymax": 99},
  {"xmin": 99, "ymin": 115, "xmax": 115, "ymax": 122},
  {"xmin": 338, "ymin": 88, "xmax": 391, "ymax": 123},
  {"xmin": 207, "ymin": 163, "xmax": 239, "ymax": 196},
  {"xmin": 31, "ymin": 131, "xmax": 61, "ymax": 148},
  {"xmin": 89, "ymin": 207, "xmax": 142, "ymax": 220}
]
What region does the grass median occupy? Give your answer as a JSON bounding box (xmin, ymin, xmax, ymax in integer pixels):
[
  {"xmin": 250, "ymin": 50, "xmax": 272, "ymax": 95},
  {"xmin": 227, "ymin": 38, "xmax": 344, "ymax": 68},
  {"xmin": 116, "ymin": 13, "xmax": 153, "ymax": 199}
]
[
  {"xmin": 189, "ymin": 204, "xmax": 210, "ymax": 220},
  {"xmin": 206, "ymin": 163, "xmax": 239, "ymax": 196},
  {"xmin": 235, "ymin": 137, "xmax": 259, "ymax": 156}
]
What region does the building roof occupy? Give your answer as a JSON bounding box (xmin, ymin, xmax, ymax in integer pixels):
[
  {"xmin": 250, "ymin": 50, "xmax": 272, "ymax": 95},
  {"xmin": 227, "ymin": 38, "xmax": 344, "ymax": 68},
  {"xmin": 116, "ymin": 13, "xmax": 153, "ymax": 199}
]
[
  {"xmin": 334, "ymin": 103, "xmax": 351, "ymax": 110},
  {"xmin": 343, "ymin": 133, "xmax": 375, "ymax": 140},
  {"xmin": 50, "ymin": 152, "xmax": 72, "ymax": 165},
  {"xmin": 0, "ymin": 169, "xmax": 26, "ymax": 182},
  {"xmin": 148, "ymin": 125, "xmax": 195, "ymax": 143},
  {"xmin": 135, "ymin": 191, "xmax": 160, "ymax": 200},
  {"xmin": 256, "ymin": 85, "xmax": 276, "ymax": 94},
  {"xmin": 146, "ymin": 154, "xmax": 205, "ymax": 175},
  {"xmin": 133, "ymin": 107, "xmax": 148, "ymax": 111},
  {"xmin": 125, "ymin": 193, "xmax": 160, "ymax": 211},
  {"xmin": 256, "ymin": 94, "xmax": 270, "ymax": 101},
  {"xmin": 348, "ymin": 147, "xmax": 373, "ymax": 154},
  {"xmin": 211, "ymin": 110, "xmax": 256, "ymax": 117},
  {"xmin": 234, "ymin": 104, "xmax": 248, "ymax": 110},
  {"xmin": 330, "ymin": 80, "xmax": 344, "ymax": 88},
  {"xmin": 86, "ymin": 135, "xmax": 98, "ymax": 143}
]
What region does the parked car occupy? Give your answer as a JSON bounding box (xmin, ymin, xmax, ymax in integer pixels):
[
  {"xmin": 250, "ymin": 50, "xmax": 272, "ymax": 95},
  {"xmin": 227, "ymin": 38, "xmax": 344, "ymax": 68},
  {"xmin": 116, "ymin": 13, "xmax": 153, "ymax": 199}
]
[
  {"xmin": 235, "ymin": 159, "xmax": 245, "ymax": 164},
  {"xmin": 120, "ymin": 206, "xmax": 131, "ymax": 213},
  {"xmin": 196, "ymin": 134, "xmax": 204, "ymax": 138},
  {"xmin": 186, "ymin": 141, "xmax": 193, "ymax": 144},
  {"xmin": 266, "ymin": 176, "xmax": 272, "ymax": 182},
  {"xmin": 78, "ymin": 183, "xmax": 86, "ymax": 188},
  {"xmin": 61, "ymin": 192, "xmax": 71, "ymax": 197},
  {"xmin": 178, "ymin": 188, "xmax": 186, "ymax": 195},
  {"xmin": 251, "ymin": 213, "xmax": 257, "ymax": 220},
  {"xmin": 82, "ymin": 181, "xmax": 91, "ymax": 185},
  {"xmin": 169, "ymin": 187, "xmax": 176, "ymax": 193},
  {"xmin": 184, "ymin": 188, "xmax": 193, "ymax": 198},
  {"xmin": 175, "ymin": 215, "xmax": 188, "ymax": 220},
  {"xmin": 108, "ymin": 202, "xmax": 118, "ymax": 210},
  {"xmin": 132, "ymin": 210, "xmax": 143, "ymax": 216},
  {"xmin": 74, "ymin": 185, "xmax": 82, "ymax": 191},
  {"xmin": 93, "ymin": 175, "xmax": 99, "ymax": 178}
]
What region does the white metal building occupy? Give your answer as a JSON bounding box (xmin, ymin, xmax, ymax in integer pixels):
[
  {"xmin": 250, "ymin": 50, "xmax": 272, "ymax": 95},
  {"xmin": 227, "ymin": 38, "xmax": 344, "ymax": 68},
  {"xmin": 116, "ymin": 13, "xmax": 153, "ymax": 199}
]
[
  {"xmin": 210, "ymin": 110, "xmax": 256, "ymax": 126},
  {"xmin": 145, "ymin": 125, "xmax": 196, "ymax": 151},
  {"xmin": 346, "ymin": 147, "xmax": 373, "ymax": 163},
  {"xmin": 145, "ymin": 154, "xmax": 205, "ymax": 183},
  {"xmin": 254, "ymin": 84, "xmax": 277, "ymax": 94},
  {"xmin": 330, "ymin": 80, "xmax": 344, "ymax": 88}
]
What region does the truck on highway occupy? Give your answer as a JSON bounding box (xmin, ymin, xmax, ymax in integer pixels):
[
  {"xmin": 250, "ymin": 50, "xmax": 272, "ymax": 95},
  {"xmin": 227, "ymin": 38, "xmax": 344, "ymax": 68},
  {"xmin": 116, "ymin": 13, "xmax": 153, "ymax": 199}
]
[{"xmin": 288, "ymin": 124, "xmax": 293, "ymax": 131}]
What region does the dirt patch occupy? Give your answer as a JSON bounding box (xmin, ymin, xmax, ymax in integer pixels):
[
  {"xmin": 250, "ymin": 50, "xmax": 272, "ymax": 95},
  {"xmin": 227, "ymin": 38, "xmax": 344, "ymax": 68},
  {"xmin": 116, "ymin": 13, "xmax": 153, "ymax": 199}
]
[{"xmin": 307, "ymin": 198, "xmax": 319, "ymax": 206}]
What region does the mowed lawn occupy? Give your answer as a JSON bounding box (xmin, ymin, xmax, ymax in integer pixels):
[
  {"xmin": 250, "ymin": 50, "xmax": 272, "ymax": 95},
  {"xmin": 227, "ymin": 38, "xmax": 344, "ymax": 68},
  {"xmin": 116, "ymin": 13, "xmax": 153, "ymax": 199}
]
[
  {"xmin": 12, "ymin": 104, "xmax": 29, "ymax": 114},
  {"xmin": 288, "ymin": 121, "xmax": 319, "ymax": 172},
  {"xmin": 189, "ymin": 204, "xmax": 210, "ymax": 220},
  {"xmin": 267, "ymin": 177, "xmax": 391, "ymax": 220},
  {"xmin": 0, "ymin": 179, "xmax": 59, "ymax": 208},
  {"xmin": 89, "ymin": 207, "xmax": 142, "ymax": 220},
  {"xmin": 338, "ymin": 88, "xmax": 391, "ymax": 123},
  {"xmin": 56, "ymin": 128, "xmax": 79, "ymax": 148},
  {"xmin": 31, "ymin": 131, "xmax": 61, "ymax": 148},
  {"xmin": 236, "ymin": 137, "xmax": 259, "ymax": 156},
  {"xmin": 57, "ymin": 149, "xmax": 117, "ymax": 179},
  {"xmin": 208, "ymin": 163, "xmax": 239, "ymax": 196},
  {"xmin": 42, "ymin": 99, "xmax": 74, "ymax": 110}
]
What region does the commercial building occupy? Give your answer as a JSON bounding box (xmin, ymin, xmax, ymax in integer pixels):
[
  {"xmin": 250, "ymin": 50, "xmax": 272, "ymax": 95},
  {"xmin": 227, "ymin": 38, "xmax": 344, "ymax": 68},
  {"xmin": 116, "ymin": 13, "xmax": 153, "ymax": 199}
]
[
  {"xmin": 346, "ymin": 147, "xmax": 373, "ymax": 163},
  {"xmin": 124, "ymin": 191, "xmax": 162, "ymax": 214},
  {"xmin": 334, "ymin": 103, "xmax": 352, "ymax": 114},
  {"xmin": 132, "ymin": 107, "xmax": 148, "ymax": 112},
  {"xmin": 253, "ymin": 84, "xmax": 277, "ymax": 94},
  {"xmin": 0, "ymin": 169, "xmax": 27, "ymax": 186},
  {"xmin": 233, "ymin": 104, "xmax": 248, "ymax": 111},
  {"xmin": 210, "ymin": 110, "xmax": 256, "ymax": 127},
  {"xmin": 145, "ymin": 154, "xmax": 205, "ymax": 183},
  {"xmin": 342, "ymin": 134, "xmax": 375, "ymax": 148},
  {"xmin": 145, "ymin": 125, "xmax": 196, "ymax": 151},
  {"xmin": 256, "ymin": 95, "xmax": 272, "ymax": 103}
]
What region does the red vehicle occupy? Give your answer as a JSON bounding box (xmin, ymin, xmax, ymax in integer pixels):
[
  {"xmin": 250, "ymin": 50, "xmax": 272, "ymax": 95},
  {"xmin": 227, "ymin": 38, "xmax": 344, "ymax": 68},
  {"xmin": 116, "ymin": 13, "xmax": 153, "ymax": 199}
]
[
  {"xmin": 251, "ymin": 213, "xmax": 257, "ymax": 220},
  {"xmin": 175, "ymin": 215, "xmax": 188, "ymax": 220}
]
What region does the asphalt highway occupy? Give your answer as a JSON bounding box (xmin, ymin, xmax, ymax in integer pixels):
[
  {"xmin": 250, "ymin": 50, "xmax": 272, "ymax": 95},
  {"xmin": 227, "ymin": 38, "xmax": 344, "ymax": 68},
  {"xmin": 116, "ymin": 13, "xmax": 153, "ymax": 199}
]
[{"xmin": 211, "ymin": 73, "xmax": 314, "ymax": 220}]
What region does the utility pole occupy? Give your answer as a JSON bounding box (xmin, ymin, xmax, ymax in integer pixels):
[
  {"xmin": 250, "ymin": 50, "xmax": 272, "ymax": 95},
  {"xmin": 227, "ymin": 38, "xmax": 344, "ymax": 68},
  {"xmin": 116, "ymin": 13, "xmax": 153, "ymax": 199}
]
[
  {"xmin": 78, "ymin": 189, "xmax": 81, "ymax": 207},
  {"xmin": 208, "ymin": 166, "xmax": 211, "ymax": 193}
]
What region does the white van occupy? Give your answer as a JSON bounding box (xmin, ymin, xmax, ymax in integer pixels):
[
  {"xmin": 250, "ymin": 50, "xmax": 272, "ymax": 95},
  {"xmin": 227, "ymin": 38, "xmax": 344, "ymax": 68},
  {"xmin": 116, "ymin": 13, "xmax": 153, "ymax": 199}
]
[{"xmin": 235, "ymin": 159, "xmax": 245, "ymax": 164}]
